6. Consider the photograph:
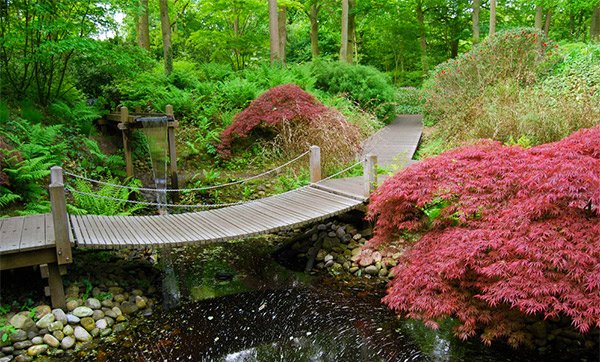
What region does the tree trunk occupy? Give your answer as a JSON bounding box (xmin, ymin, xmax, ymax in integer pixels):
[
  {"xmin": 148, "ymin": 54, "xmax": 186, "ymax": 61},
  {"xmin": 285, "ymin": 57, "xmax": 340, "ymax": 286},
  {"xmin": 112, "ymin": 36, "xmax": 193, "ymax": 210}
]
[
  {"xmin": 590, "ymin": 6, "xmax": 600, "ymax": 43},
  {"xmin": 278, "ymin": 6, "xmax": 286, "ymax": 64},
  {"xmin": 535, "ymin": 5, "xmax": 543, "ymax": 30},
  {"xmin": 347, "ymin": 0, "xmax": 355, "ymax": 63},
  {"xmin": 340, "ymin": 0, "xmax": 349, "ymax": 62},
  {"xmin": 472, "ymin": 0, "xmax": 480, "ymax": 44},
  {"xmin": 159, "ymin": 0, "xmax": 172, "ymax": 75},
  {"xmin": 544, "ymin": 9, "xmax": 552, "ymax": 36},
  {"xmin": 137, "ymin": 0, "xmax": 150, "ymax": 50},
  {"xmin": 268, "ymin": 0, "xmax": 280, "ymax": 64},
  {"xmin": 416, "ymin": 0, "xmax": 428, "ymax": 73},
  {"xmin": 309, "ymin": 3, "xmax": 319, "ymax": 58},
  {"xmin": 489, "ymin": 0, "xmax": 497, "ymax": 36}
]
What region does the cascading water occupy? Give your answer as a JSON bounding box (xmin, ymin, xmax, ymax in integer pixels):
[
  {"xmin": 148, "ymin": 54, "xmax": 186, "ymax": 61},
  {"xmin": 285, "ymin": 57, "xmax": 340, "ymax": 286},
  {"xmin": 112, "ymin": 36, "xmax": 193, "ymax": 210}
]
[
  {"xmin": 137, "ymin": 116, "xmax": 181, "ymax": 309},
  {"xmin": 137, "ymin": 116, "xmax": 169, "ymax": 210}
]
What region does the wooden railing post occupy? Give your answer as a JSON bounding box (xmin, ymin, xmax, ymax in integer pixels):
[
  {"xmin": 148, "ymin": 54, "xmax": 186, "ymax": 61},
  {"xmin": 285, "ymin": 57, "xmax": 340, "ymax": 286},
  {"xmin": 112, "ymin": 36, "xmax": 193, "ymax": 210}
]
[
  {"xmin": 363, "ymin": 154, "xmax": 378, "ymax": 197},
  {"xmin": 310, "ymin": 145, "xmax": 321, "ymax": 183},
  {"xmin": 48, "ymin": 166, "xmax": 70, "ymax": 308},
  {"xmin": 166, "ymin": 104, "xmax": 179, "ymax": 202},
  {"xmin": 119, "ymin": 107, "xmax": 134, "ymax": 177}
]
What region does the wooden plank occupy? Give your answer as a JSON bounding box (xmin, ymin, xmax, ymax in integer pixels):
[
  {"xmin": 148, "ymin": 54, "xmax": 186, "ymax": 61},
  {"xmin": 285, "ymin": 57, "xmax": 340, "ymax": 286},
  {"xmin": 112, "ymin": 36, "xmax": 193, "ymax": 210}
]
[
  {"xmin": 84, "ymin": 215, "xmax": 109, "ymax": 248},
  {"xmin": 143, "ymin": 215, "xmax": 181, "ymax": 245},
  {"xmin": 260, "ymin": 194, "xmax": 325, "ymax": 219},
  {"xmin": 255, "ymin": 194, "xmax": 319, "ymax": 220},
  {"xmin": 44, "ymin": 214, "xmax": 55, "ymax": 246},
  {"xmin": 199, "ymin": 210, "xmax": 246, "ymax": 238},
  {"xmin": 72, "ymin": 215, "xmax": 96, "ymax": 248},
  {"xmin": 301, "ymin": 187, "xmax": 363, "ymax": 207},
  {"xmin": 161, "ymin": 214, "xmax": 198, "ymax": 245},
  {"xmin": 0, "ymin": 247, "xmax": 57, "ymax": 270},
  {"xmin": 211, "ymin": 207, "xmax": 263, "ymax": 234},
  {"xmin": 179, "ymin": 212, "xmax": 227, "ymax": 242},
  {"xmin": 231, "ymin": 203, "xmax": 284, "ymax": 230},
  {"xmin": 95, "ymin": 216, "xmax": 128, "ymax": 248},
  {"xmin": 113, "ymin": 216, "xmax": 144, "ymax": 247},
  {"xmin": 19, "ymin": 215, "xmax": 47, "ymax": 252},
  {"xmin": 123, "ymin": 216, "xmax": 157, "ymax": 247},
  {"xmin": 276, "ymin": 190, "xmax": 353, "ymax": 214},
  {"xmin": 0, "ymin": 216, "xmax": 25, "ymax": 254},
  {"xmin": 69, "ymin": 215, "xmax": 86, "ymax": 247},
  {"xmin": 168, "ymin": 213, "xmax": 212, "ymax": 243}
]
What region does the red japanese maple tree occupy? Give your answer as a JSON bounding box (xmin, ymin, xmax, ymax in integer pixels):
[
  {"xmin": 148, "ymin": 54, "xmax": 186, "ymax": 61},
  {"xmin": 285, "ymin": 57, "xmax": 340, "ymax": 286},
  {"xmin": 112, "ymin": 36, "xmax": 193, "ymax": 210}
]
[
  {"xmin": 367, "ymin": 125, "xmax": 600, "ymax": 346},
  {"xmin": 217, "ymin": 84, "xmax": 361, "ymax": 163}
]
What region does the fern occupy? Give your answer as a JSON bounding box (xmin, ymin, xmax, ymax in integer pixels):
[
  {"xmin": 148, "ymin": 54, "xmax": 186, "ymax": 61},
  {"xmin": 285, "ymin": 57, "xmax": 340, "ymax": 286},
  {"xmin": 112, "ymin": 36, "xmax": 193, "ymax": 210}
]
[
  {"xmin": 0, "ymin": 188, "xmax": 20, "ymax": 208},
  {"xmin": 79, "ymin": 138, "xmax": 126, "ymax": 178},
  {"xmin": 49, "ymin": 101, "xmax": 100, "ymax": 136},
  {"xmin": 68, "ymin": 178, "xmax": 146, "ymax": 216}
]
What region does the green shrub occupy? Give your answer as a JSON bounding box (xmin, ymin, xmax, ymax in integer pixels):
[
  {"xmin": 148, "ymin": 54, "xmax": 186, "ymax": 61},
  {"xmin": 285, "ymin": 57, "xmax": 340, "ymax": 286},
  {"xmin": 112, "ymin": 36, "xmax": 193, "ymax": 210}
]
[
  {"xmin": 49, "ymin": 101, "xmax": 101, "ymax": 136},
  {"xmin": 420, "ymin": 29, "xmax": 598, "ymax": 153},
  {"xmin": 67, "ymin": 178, "xmax": 145, "ymax": 216},
  {"xmin": 311, "ymin": 61, "xmax": 397, "ymax": 122},
  {"xmin": 395, "ymin": 87, "xmax": 423, "ymax": 115}
]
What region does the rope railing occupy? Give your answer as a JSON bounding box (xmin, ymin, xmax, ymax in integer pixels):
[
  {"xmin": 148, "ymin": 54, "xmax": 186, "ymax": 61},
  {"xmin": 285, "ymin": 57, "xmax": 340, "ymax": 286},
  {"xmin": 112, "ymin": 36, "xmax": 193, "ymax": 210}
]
[
  {"xmin": 315, "ymin": 159, "xmax": 365, "ymax": 183},
  {"xmin": 63, "ymin": 149, "xmax": 310, "ymax": 193}
]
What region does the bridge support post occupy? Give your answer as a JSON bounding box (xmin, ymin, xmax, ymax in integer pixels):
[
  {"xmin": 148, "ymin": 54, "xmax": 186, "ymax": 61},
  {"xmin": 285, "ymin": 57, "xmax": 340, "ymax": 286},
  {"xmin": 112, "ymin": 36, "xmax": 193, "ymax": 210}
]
[
  {"xmin": 166, "ymin": 104, "xmax": 179, "ymax": 202},
  {"xmin": 310, "ymin": 145, "xmax": 321, "ymax": 183},
  {"xmin": 48, "ymin": 166, "xmax": 72, "ymax": 309},
  {"xmin": 119, "ymin": 107, "xmax": 134, "ymax": 177},
  {"xmin": 363, "ymin": 154, "xmax": 378, "ymax": 197}
]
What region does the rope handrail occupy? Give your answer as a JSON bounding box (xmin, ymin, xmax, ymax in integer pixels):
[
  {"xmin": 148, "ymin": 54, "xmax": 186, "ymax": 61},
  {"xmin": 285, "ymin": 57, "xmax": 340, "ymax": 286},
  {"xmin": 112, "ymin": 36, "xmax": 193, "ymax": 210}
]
[
  {"xmin": 63, "ymin": 149, "xmax": 310, "ymax": 193},
  {"xmin": 65, "ymin": 185, "xmax": 312, "ymax": 209},
  {"xmin": 316, "ymin": 159, "xmax": 365, "ymax": 183}
]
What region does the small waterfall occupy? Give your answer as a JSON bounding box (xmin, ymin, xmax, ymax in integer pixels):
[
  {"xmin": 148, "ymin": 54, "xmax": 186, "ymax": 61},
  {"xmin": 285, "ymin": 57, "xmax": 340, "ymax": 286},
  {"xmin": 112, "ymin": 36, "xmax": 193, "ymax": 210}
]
[
  {"xmin": 137, "ymin": 116, "xmax": 181, "ymax": 309},
  {"xmin": 138, "ymin": 117, "xmax": 169, "ymax": 210}
]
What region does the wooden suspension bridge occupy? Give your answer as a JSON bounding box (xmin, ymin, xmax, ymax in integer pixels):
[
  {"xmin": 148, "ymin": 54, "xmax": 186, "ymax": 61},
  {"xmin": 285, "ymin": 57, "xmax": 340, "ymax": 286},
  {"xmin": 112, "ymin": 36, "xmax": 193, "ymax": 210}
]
[{"xmin": 0, "ymin": 115, "xmax": 422, "ymax": 308}]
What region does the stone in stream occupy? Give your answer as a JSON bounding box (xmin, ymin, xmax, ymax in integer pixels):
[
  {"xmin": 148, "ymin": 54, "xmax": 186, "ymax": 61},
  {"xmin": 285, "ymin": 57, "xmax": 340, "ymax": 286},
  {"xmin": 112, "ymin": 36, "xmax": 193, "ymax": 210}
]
[
  {"xmin": 26, "ymin": 344, "xmax": 48, "ymax": 356},
  {"xmin": 48, "ymin": 321, "xmax": 63, "ymax": 332},
  {"xmin": 35, "ymin": 314, "xmax": 54, "ymax": 329},
  {"xmin": 120, "ymin": 301, "xmax": 138, "ymax": 315},
  {"xmin": 104, "ymin": 310, "xmax": 117, "ymax": 319},
  {"xmin": 358, "ymin": 255, "xmax": 374, "ymax": 267},
  {"xmin": 13, "ymin": 341, "xmax": 32, "ymax": 350},
  {"xmin": 113, "ymin": 294, "xmax": 126, "ymax": 303},
  {"xmin": 100, "ymin": 328, "xmax": 112, "ymax": 337},
  {"xmin": 92, "ymin": 310, "xmax": 105, "ymax": 321},
  {"xmin": 61, "ymin": 336, "xmax": 75, "ymax": 350},
  {"xmin": 95, "ymin": 319, "xmax": 108, "ymax": 330},
  {"xmin": 10, "ymin": 330, "xmax": 27, "ymax": 343},
  {"xmin": 317, "ymin": 224, "xmax": 327, "ymax": 231},
  {"xmin": 52, "ymin": 330, "xmax": 64, "ymax": 341},
  {"xmin": 85, "ymin": 298, "xmax": 101, "ymax": 310},
  {"xmin": 323, "ymin": 254, "xmax": 333, "ymax": 263},
  {"xmin": 42, "ymin": 334, "xmax": 59, "ymax": 348},
  {"xmin": 65, "ymin": 300, "xmax": 79, "ymax": 312},
  {"xmin": 353, "ymin": 233, "xmax": 362, "ymax": 241},
  {"xmin": 324, "ymin": 260, "xmax": 334, "ymax": 268},
  {"xmin": 52, "ymin": 309, "xmax": 67, "ymax": 324},
  {"xmin": 80, "ymin": 317, "xmax": 96, "ymax": 332},
  {"xmin": 372, "ymin": 251, "xmax": 382, "ymax": 263},
  {"xmin": 365, "ymin": 265, "xmax": 380, "ymax": 275},
  {"xmin": 72, "ymin": 307, "xmax": 93, "ymax": 318},
  {"xmin": 62, "ymin": 325, "xmax": 73, "ymax": 336},
  {"xmin": 33, "ymin": 306, "xmax": 51, "ymax": 320},
  {"xmin": 66, "ymin": 314, "xmax": 80, "ymax": 325},
  {"xmin": 101, "ymin": 300, "xmax": 114, "ymax": 308},
  {"xmin": 135, "ymin": 296, "xmax": 147, "ymax": 309},
  {"xmin": 15, "ymin": 355, "xmax": 33, "ymax": 362},
  {"xmin": 0, "ymin": 356, "xmax": 12, "ymax": 362},
  {"xmin": 73, "ymin": 327, "xmax": 92, "ymax": 342},
  {"xmin": 1, "ymin": 346, "xmax": 13, "ymax": 353},
  {"xmin": 9, "ymin": 315, "xmax": 34, "ymax": 331}
]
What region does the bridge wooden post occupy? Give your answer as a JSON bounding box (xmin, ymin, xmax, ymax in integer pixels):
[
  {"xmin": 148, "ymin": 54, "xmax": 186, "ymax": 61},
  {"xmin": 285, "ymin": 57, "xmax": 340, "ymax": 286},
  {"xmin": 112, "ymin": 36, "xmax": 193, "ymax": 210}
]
[
  {"xmin": 119, "ymin": 107, "xmax": 134, "ymax": 177},
  {"xmin": 166, "ymin": 104, "xmax": 179, "ymax": 202},
  {"xmin": 48, "ymin": 166, "xmax": 71, "ymax": 309},
  {"xmin": 310, "ymin": 145, "xmax": 321, "ymax": 183},
  {"xmin": 363, "ymin": 154, "xmax": 378, "ymax": 197}
]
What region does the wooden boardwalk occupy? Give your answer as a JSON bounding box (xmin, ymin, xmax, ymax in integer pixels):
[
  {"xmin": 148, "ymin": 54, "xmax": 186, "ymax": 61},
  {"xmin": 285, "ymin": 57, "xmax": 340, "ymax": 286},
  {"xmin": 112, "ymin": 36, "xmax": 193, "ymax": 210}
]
[{"xmin": 321, "ymin": 114, "xmax": 423, "ymax": 196}]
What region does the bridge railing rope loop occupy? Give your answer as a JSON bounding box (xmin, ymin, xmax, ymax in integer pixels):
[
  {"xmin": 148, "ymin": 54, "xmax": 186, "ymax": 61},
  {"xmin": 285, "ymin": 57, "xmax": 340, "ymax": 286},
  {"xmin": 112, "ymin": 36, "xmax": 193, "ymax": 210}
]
[{"xmin": 63, "ymin": 149, "xmax": 310, "ymax": 193}]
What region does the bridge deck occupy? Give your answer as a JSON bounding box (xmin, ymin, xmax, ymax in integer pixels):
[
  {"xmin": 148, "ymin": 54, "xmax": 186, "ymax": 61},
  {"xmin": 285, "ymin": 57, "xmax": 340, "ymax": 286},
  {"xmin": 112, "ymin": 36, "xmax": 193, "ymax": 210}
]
[{"xmin": 0, "ymin": 186, "xmax": 364, "ymax": 253}]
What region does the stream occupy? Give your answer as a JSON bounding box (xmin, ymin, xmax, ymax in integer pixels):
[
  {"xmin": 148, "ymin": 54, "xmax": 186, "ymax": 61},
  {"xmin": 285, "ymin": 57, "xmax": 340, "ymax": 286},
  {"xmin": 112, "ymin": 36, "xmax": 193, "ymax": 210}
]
[{"xmin": 79, "ymin": 237, "xmax": 599, "ymax": 362}]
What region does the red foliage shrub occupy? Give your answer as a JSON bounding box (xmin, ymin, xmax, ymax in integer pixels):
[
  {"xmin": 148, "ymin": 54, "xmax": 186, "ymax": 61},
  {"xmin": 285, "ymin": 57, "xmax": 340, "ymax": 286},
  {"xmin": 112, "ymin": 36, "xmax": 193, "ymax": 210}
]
[
  {"xmin": 367, "ymin": 125, "xmax": 600, "ymax": 346},
  {"xmin": 217, "ymin": 84, "xmax": 361, "ymax": 163}
]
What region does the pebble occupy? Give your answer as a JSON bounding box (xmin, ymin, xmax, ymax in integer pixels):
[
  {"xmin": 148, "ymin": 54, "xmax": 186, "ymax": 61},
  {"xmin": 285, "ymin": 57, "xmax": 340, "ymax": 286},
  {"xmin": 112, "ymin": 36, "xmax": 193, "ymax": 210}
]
[
  {"xmin": 61, "ymin": 336, "xmax": 75, "ymax": 350},
  {"xmin": 0, "ymin": 356, "xmax": 12, "ymax": 362},
  {"xmin": 95, "ymin": 319, "xmax": 108, "ymax": 330},
  {"xmin": 9, "ymin": 315, "xmax": 34, "ymax": 331},
  {"xmin": 26, "ymin": 344, "xmax": 47, "ymax": 357},
  {"xmin": 80, "ymin": 317, "xmax": 96, "ymax": 332},
  {"xmin": 135, "ymin": 296, "xmax": 146, "ymax": 309},
  {"xmin": 113, "ymin": 294, "xmax": 125, "ymax": 303},
  {"xmin": 111, "ymin": 307, "xmax": 123, "ymax": 316},
  {"xmin": 1, "ymin": 347, "xmax": 13, "ymax": 353},
  {"xmin": 12, "ymin": 341, "xmax": 32, "ymax": 350},
  {"xmin": 35, "ymin": 314, "xmax": 54, "ymax": 329},
  {"xmin": 101, "ymin": 300, "xmax": 114, "ymax": 308},
  {"xmin": 104, "ymin": 310, "xmax": 117, "ymax": 319},
  {"xmin": 66, "ymin": 314, "xmax": 80, "ymax": 324},
  {"xmin": 53, "ymin": 330, "xmax": 65, "ymax": 340},
  {"xmin": 10, "ymin": 330, "xmax": 27, "ymax": 343},
  {"xmin": 62, "ymin": 325, "xmax": 73, "ymax": 336},
  {"xmin": 365, "ymin": 265, "xmax": 380, "ymax": 275},
  {"xmin": 73, "ymin": 327, "xmax": 92, "ymax": 342},
  {"xmin": 92, "ymin": 310, "xmax": 105, "ymax": 321},
  {"xmin": 52, "ymin": 309, "xmax": 67, "ymax": 324},
  {"xmin": 48, "ymin": 321, "xmax": 63, "ymax": 332},
  {"xmin": 15, "ymin": 356, "xmax": 32, "ymax": 362},
  {"xmin": 33, "ymin": 306, "xmax": 51, "ymax": 320},
  {"xmin": 72, "ymin": 307, "xmax": 93, "ymax": 318},
  {"xmin": 42, "ymin": 334, "xmax": 60, "ymax": 348},
  {"xmin": 100, "ymin": 328, "xmax": 112, "ymax": 337},
  {"xmin": 113, "ymin": 323, "xmax": 127, "ymax": 333},
  {"xmin": 120, "ymin": 301, "xmax": 138, "ymax": 315},
  {"xmin": 324, "ymin": 254, "xmax": 333, "ymax": 263},
  {"xmin": 65, "ymin": 300, "xmax": 79, "ymax": 312},
  {"xmin": 85, "ymin": 298, "xmax": 102, "ymax": 310}
]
